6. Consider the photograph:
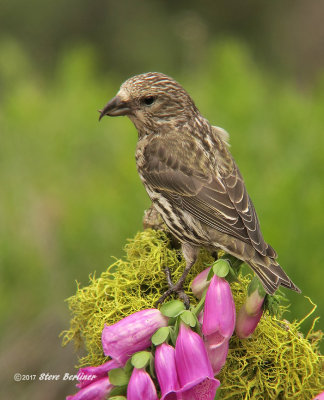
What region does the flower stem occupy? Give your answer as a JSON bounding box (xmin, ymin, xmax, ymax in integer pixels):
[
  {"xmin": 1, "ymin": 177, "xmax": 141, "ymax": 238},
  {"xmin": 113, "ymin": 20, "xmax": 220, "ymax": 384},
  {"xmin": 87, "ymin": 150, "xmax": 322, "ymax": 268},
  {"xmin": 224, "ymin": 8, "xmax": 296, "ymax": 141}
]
[{"xmin": 192, "ymin": 290, "xmax": 207, "ymax": 316}]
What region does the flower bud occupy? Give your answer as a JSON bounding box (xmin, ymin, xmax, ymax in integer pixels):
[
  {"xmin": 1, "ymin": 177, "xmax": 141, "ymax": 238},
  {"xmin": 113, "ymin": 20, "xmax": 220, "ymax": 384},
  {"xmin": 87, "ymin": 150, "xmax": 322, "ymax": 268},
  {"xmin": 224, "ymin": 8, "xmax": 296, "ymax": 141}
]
[
  {"xmin": 235, "ymin": 279, "xmax": 265, "ymax": 339},
  {"xmin": 102, "ymin": 309, "xmax": 168, "ymax": 364},
  {"xmin": 76, "ymin": 359, "xmax": 121, "ymax": 388},
  {"xmin": 191, "ymin": 267, "xmax": 211, "ymax": 299},
  {"xmin": 202, "ymin": 275, "xmax": 236, "ymax": 345},
  {"xmin": 127, "ymin": 368, "xmax": 158, "ymax": 400},
  {"xmin": 175, "ymin": 323, "xmax": 220, "ymax": 400},
  {"xmin": 66, "ymin": 377, "xmax": 113, "ymax": 400},
  {"xmin": 204, "ymin": 338, "xmax": 229, "ymax": 375},
  {"xmin": 155, "ymin": 343, "xmax": 180, "ymax": 400}
]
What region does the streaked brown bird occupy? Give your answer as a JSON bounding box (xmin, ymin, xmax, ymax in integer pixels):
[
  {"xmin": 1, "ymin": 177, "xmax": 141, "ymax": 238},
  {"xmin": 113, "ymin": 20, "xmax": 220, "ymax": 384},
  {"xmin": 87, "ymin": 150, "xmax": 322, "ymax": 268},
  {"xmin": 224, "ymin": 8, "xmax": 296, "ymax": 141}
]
[{"xmin": 99, "ymin": 72, "xmax": 300, "ymax": 305}]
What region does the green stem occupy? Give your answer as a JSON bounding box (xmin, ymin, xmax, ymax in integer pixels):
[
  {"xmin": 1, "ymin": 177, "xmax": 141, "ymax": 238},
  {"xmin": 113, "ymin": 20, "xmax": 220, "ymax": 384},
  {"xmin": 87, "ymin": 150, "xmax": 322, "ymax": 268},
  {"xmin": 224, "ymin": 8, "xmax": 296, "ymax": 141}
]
[{"xmin": 192, "ymin": 290, "xmax": 207, "ymax": 317}]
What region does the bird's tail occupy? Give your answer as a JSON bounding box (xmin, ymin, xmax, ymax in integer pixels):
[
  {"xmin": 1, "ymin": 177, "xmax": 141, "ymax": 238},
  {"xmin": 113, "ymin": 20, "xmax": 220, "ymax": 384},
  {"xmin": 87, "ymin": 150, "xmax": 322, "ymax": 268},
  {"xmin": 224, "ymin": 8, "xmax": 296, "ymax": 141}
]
[{"xmin": 247, "ymin": 254, "xmax": 301, "ymax": 295}]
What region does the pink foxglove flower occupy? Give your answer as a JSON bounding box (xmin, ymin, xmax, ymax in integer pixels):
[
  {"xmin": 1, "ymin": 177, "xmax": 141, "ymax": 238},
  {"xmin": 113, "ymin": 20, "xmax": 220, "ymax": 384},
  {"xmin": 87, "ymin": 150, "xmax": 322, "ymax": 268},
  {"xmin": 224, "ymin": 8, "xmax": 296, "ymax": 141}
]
[
  {"xmin": 191, "ymin": 267, "xmax": 211, "ymax": 299},
  {"xmin": 66, "ymin": 377, "xmax": 113, "ymax": 400},
  {"xmin": 127, "ymin": 368, "xmax": 158, "ymax": 400},
  {"xmin": 102, "ymin": 309, "xmax": 168, "ymax": 364},
  {"xmin": 175, "ymin": 323, "xmax": 220, "ymax": 400},
  {"xmin": 235, "ymin": 281, "xmax": 265, "ymax": 339},
  {"xmin": 155, "ymin": 343, "xmax": 180, "ymax": 400},
  {"xmin": 204, "ymin": 337, "xmax": 229, "ymax": 375},
  {"xmin": 202, "ymin": 275, "xmax": 236, "ymax": 347},
  {"xmin": 76, "ymin": 359, "xmax": 121, "ymax": 388}
]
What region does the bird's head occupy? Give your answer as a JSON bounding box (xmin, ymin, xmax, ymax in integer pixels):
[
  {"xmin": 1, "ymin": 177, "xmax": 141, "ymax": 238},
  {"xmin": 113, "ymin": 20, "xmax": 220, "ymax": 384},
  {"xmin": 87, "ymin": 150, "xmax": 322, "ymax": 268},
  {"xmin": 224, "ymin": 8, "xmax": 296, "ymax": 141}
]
[{"xmin": 99, "ymin": 72, "xmax": 198, "ymax": 133}]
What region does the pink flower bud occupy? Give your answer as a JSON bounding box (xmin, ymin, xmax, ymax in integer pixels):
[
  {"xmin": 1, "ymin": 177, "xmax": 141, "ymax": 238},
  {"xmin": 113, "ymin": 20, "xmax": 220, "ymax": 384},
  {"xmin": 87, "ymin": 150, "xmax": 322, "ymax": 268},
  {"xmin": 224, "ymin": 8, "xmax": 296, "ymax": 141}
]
[
  {"xmin": 204, "ymin": 337, "xmax": 229, "ymax": 375},
  {"xmin": 235, "ymin": 286, "xmax": 265, "ymax": 339},
  {"xmin": 102, "ymin": 309, "xmax": 168, "ymax": 364},
  {"xmin": 127, "ymin": 368, "xmax": 158, "ymax": 400},
  {"xmin": 175, "ymin": 323, "xmax": 220, "ymax": 400},
  {"xmin": 66, "ymin": 377, "xmax": 113, "ymax": 400},
  {"xmin": 202, "ymin": 275, "xmax": 236, "ymax": 344},
  {"xmin": 191, "ymin": 267, "xmax": 211, "ymax": 299},
  {"xmin": 76, "ymin": 359, "xmax": 121, "ymax": 388},
  {"xmin": 155, "ymin": 343, "xmax": 180, "ymax": 400}
]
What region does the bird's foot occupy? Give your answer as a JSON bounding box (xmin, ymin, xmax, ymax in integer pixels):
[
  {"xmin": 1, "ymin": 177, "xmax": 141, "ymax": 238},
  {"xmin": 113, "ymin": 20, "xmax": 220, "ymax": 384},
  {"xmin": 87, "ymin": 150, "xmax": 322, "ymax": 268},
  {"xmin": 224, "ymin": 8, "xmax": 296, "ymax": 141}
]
[
  {"xmin": 156, "ymin": 286, "xmax": 190, "ymax": 309},
  {"xmin": 155, "ymin": 267, "xmax": 190, "ymax": 309}
]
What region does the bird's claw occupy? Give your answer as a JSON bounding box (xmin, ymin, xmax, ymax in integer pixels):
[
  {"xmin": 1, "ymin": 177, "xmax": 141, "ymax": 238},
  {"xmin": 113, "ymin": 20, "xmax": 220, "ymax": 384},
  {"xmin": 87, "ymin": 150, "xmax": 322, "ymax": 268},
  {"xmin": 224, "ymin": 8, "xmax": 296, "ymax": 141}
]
[
  {"xmin": 155, "ymin": 267, "xmax": 190, "ymax": 309},
  {"xmin": 155, "ymin": 286, "xmax": 190, "ymax": 309}
]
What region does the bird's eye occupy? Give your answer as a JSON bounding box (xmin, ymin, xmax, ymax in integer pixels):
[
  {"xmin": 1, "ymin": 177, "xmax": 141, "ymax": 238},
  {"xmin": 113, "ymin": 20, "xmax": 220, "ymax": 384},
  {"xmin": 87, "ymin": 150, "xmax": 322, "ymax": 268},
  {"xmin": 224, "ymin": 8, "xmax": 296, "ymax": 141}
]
[{"xmin": 142, "ymin": 96, "xmax": 156, "ymax": 106}]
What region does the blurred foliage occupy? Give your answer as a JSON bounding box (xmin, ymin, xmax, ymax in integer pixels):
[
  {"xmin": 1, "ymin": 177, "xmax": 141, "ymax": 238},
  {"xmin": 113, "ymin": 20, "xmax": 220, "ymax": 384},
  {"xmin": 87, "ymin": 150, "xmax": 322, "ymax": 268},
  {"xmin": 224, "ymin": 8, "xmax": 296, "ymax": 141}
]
[
  {"xmin": 0, "ymin": 38, "xmax": 323, "ymax": 347},
  {"xmin": 1, "ymin": 0, "xmax": 324, "ymax": 84}
]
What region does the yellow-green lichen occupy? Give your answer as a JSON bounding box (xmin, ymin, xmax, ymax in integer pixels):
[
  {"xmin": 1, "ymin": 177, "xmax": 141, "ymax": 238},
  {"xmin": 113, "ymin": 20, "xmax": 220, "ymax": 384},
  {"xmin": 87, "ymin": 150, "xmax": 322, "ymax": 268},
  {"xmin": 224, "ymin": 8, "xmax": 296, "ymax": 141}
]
[
  {"xmin": 61, "ymin": 229, "xmax": 213, "ymax": 365},
  {"xmin": 61, "ymin": 229, "xmax": 323, "ymax": 399},
  {"xmin": 218, "ymin": 298, "xmax": 323, "ymax": 399}
]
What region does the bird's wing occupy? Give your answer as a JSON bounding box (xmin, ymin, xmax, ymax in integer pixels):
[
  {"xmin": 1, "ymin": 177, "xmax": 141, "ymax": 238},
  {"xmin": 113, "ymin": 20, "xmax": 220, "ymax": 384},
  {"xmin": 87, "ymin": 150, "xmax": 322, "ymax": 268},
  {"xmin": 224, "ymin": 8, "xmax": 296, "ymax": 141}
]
[
  {"xmin": 141, "ymin": 135, "xmax": 276, "ymax": 258},
  {"xmin": 222, "ymin": 162, "xmax": 276, "ymax": 257}
]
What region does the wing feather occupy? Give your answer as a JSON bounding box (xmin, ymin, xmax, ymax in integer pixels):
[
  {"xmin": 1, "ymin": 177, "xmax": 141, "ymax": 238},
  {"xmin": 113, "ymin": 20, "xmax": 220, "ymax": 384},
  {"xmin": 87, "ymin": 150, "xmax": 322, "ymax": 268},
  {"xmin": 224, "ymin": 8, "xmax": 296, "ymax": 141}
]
[{"xmin": 141, "ymin": 136, "xmax": 277, "ymax": 258}]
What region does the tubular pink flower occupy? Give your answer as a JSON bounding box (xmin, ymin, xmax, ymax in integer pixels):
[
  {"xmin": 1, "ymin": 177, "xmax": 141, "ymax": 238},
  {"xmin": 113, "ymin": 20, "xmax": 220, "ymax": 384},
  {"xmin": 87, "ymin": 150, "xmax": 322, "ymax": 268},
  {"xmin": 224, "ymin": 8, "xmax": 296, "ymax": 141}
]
[
  {"xmin": 202, "ymin": 275, "xmax": 236, "ymax": 345},
  {"xmin": 66, "ymin": 377, "xmax": 113, "ymax": 400},
  {"xmin": 155, "ymin": 343, "xmax": 180, "ymax": 400},
  {"xmin": 191, "ymin": 267, "xmax": 211, "ymax": 299},
  {"xmin": 175, "ymin": 323, "xmax": 220, "ymax": 400},
  {"xmin": 76, "ymin": 359, "xmax": 121, "ymax": 388},
  {"xmin": 127, "ymin": 368, "xmax": 158, "ymax": 400},
  {"xmin": 204, "ymin": 337, "xmax": 229, "ymax": 375},
  {"xmin": 102, "ymin": 309, "xmax": 168, "ymax": 364},
  {"xmin": 235, "ymin": 287, "xmax": 265, "ymax": 339}
]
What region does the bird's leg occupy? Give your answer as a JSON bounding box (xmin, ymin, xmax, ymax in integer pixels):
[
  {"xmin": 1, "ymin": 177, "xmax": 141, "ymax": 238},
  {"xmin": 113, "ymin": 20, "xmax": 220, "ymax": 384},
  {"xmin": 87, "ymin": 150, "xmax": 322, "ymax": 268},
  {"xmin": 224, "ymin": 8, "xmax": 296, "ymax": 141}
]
[{"xmin": 156, "ymin": 243, "xmax": 199, "ymax": 309}]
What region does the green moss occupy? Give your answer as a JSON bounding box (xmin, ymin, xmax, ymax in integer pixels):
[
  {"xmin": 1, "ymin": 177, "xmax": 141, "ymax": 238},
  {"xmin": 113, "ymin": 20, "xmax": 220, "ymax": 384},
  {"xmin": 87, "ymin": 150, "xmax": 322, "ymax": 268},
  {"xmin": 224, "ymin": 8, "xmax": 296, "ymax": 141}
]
[
  {"xmin": 218, "ymin": 298, "xmax": 323, "ymax": 399},
  {"xmin": 62, "ymin": 229, "xmax": 323, "ymax": 399},
  {"xmin": 61, "ymin": 229, "xmax": 213, "ymax": 366}
]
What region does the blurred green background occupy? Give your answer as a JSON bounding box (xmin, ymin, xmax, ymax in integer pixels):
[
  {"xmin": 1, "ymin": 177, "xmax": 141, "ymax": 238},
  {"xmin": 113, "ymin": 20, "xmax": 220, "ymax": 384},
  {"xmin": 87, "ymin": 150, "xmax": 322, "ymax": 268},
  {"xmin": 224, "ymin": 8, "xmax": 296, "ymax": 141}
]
[{"xmin": 1, "ymin": 1, "xmax": 323, "ymax": 398}]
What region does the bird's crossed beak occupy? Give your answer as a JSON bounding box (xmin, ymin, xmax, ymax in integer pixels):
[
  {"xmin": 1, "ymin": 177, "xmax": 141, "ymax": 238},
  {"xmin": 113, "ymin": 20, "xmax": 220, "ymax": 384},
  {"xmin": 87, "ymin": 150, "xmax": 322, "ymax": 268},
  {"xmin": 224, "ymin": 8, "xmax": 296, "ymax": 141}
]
[{"xmin": 98, "ymin": 96, "xmax": 131, "ymax": 120}]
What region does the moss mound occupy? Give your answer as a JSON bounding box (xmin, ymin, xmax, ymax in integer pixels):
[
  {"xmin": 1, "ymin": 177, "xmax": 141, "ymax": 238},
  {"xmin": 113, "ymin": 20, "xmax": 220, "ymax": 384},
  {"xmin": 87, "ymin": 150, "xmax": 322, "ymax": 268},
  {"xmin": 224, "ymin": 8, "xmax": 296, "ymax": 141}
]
[{"xmin": 62, "ymin": 229, "xmax": 323, "ymax": 399}]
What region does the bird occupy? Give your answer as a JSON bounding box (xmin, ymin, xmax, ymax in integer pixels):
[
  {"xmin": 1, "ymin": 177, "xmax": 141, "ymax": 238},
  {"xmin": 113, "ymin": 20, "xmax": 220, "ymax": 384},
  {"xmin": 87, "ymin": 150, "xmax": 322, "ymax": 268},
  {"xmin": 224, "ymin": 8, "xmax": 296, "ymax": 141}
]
[{"xmin": 99, "ymin": 72, "xmax": 301, "ymax": 305}]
